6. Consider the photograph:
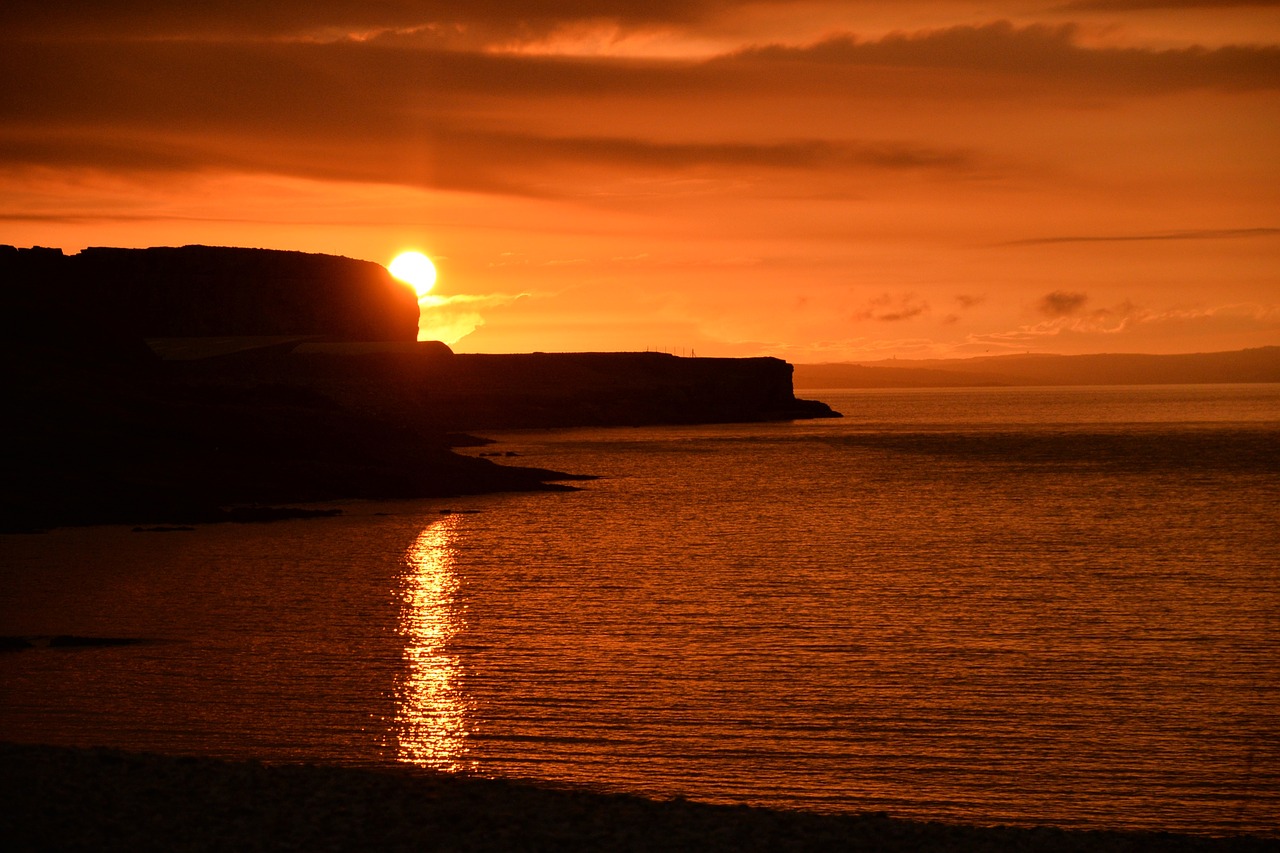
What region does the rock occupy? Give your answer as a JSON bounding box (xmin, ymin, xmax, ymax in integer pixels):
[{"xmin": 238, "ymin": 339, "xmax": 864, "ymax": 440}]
[
  {"xmin": 255, "ymin": 349, "xmax": 841, "ymax": 430},
  {"xmin": 0, "ymin": 244, "xmax": 419, "ymax": 345}
]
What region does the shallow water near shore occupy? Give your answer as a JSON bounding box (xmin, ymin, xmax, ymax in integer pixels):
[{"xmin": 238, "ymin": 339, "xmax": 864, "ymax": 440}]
[{"xmin": 2, "ymin": 384, "xmax": 1278, "ymax": 836}]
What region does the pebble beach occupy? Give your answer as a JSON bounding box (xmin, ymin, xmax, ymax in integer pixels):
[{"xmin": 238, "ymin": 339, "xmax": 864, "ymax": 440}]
[{"xmin": 2, "ymin": 743, "xmax": 1274, "ymax": 852}]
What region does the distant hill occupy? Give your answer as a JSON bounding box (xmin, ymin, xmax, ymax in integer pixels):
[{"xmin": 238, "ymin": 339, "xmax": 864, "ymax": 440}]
[{"xmin": 792, "ymin": 347, "xmax": 1280, "ymax": 389}]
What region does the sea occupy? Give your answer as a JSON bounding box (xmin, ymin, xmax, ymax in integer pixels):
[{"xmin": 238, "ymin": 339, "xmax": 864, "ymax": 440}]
[{"xmin": 2, "ymin": 384, "xmax": 1277, "ymax": 837}]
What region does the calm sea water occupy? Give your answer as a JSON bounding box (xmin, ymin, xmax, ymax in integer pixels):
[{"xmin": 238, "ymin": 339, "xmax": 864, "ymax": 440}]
[{"xmin": 2, "ymin": 384, "xmax": 1278, "ymax": 836}]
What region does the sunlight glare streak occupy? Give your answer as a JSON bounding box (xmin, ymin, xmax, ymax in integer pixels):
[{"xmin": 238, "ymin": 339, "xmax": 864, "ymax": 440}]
[{"xmin": 394, "ymin": 514, "xmax": 473, "ymax": 771}]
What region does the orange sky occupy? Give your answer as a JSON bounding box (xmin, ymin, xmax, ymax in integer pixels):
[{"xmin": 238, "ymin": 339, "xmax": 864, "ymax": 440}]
[{"xmin": 2, "ymin": 1, "xmax": 1277, "ymax": 360}]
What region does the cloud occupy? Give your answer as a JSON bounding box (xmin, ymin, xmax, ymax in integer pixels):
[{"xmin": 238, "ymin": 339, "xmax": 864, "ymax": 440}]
[
  {"xmin": 1002, "ymin": 227, "xmax": 1280, "ymax": 246},
  {"xmin": 730, "ymin": 21, "xmax": 1280, "ymax": 93},
  {"xmin": 966, "ymin": 300, "xmax": 1280, "ymax": 354},
  {"xmin": 0, "ymin": 33, "xmax": 981, "ymax": 198},
  {"xmin": 106, "ymin": 126, "xmax": 964, "ymax": 182},
  {"xmin": 482, "ymin": 133, "xmax": 972, "ymax": 173},
  {"xmin": 1039, "ymin": 291, "xmax": 1089, "ymax": 317},
  {"xmin": 418, "ymin": 291, "xmax": 527, "ymax": 344},
  {"xmin": 853, "ymin": 293, "xmax": 930, "ymax": 322},
  {"xmin": 420, "ymin": 309, "xmax": 486, "ymax": 344},
  {"xmin": 0, "ymin": 1, "xmax": 734, "ymax": 43},
  {"xmin": 1055, "ymin": 1, "xmax": 1280, "ymax": 10},
  {"xmin": 940, "ymin": 293, "xmax": 984, "ymax": 324},
  {"xmin": 2, "ymin": 17, "xmax": 1274, "ymax": 203},
  {"xmin": 10, "ymin": 2, "xmax": 1273, "ymax": 48},
  {"xmin": 1018, "ymin": 299, "xmax": 1143, "ymax": 337}
]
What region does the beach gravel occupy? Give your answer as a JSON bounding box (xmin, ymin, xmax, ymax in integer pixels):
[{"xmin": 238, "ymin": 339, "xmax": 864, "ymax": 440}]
[{"xmin": 0, "ymin": 743, "xmax": 1274, "ymax": 852}]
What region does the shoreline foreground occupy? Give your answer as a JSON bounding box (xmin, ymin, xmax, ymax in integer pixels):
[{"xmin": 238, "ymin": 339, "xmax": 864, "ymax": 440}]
[{"xmin": 1, "ymin": 743, "xmax": 1273, "ymax": 852}]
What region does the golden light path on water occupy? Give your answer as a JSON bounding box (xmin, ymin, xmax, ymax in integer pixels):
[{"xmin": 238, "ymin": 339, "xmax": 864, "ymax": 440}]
[{"xmin": 395, "ymin": 514, "xmax": 473, "ymax": 771}]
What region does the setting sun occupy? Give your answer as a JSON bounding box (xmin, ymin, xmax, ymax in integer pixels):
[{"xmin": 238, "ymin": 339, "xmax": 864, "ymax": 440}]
[{"xmin": 389, "ymin": 251, "xmax": 437, "ymax": 297}]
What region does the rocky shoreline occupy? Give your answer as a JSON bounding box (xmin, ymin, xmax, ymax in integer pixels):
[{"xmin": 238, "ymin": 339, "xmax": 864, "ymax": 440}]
[{"xmin": 1, "ymin": 743, "xmax": 1273, "ymax": 853}]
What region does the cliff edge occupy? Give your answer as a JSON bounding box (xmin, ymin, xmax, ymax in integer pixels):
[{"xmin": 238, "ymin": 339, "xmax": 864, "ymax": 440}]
[
  {"xmin": 259, "ymin": 347, "xmax": 839, "ymax": 429},
  {"xmin": 0, "ymin": 244, "xmax": 419, "ymax": 347}
]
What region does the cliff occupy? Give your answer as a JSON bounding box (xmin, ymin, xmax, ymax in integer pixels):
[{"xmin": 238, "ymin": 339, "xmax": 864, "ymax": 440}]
[
  {"xmin": 243, "ymin": 347, "xmax": 839, "ymax": 429},
  {"xmin": 426, "ymin": 352, "xmax": 837, "ymax": 428},
  {"xmin": 0, "ymin": 244, "xmax": 419, "ymax": 347}
]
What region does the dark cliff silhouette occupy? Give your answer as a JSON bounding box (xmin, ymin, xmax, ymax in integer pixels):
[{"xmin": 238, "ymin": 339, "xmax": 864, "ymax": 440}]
[
  {"xmin": 0, "ymin": 244, "xmax": 419, "ymax": 351},
  {"xmin": 2, "ymin": 244, "xmax": 835, "ymax": 530},
  {"xmin": 216, "ymin": 346, "xmax": 836, "ymax": 430}
]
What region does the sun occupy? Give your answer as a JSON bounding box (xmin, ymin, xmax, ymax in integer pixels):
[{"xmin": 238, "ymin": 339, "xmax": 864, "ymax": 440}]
[{"xmin": 389, "ymin": 251, "xmax": 437, "ymax": 297}]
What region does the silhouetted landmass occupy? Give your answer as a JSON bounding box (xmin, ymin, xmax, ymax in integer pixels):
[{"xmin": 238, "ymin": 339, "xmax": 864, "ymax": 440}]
[
  {"xmin": 793, "ymin": 348, "xmax": 1280, "ymax": 389},
  {"xmin": 1, "ymin": 244, "xmax": 833, "ymax": 530},
  {"xmin": 1, "ymin": 337, "xmax": 588, "ymax": 532},
  {"xmin": 0, "ymin": 244, "xmax": 419, "ymax": 346},
  {"xmin": 199, "ymin": 344, "xmax": 838, "ymax": 430},
  {"xmin": 1, "ymin": 744, "xmax": 1271, "ymax": 853}
]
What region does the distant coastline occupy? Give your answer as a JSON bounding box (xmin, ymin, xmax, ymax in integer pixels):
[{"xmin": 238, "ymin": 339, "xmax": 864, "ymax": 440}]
[{"xmin": 792, "ymin": 347, "xmax": 1280, "ymax": 389}]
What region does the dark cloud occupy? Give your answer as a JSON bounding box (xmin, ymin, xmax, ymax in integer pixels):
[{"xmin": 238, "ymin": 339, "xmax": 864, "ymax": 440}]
[
  {"xmin": 0, "ymin": 39, "xmax": 721, "ymax": 134},
  {"xmin": 0, "ymin": 39, "xmax": 978, "ymax": 197},
  {"xmin": 1039, "ymin": 291, "xmax": 1089, "ymax": 317},
  {"xmin": 0, "ymin": 1, "xmax": 737, "ymax": 41},
  {"xmin": 4, "ymin": 22, "xmax": 1276, "ymax": 137},
  {"xmin": 1, "ymin": 18, "xmax": 1274, "ymax": 201},
  {"xmin": 955, "ymin": 294, "xmax": 985, "ymax": 309},
  {"xmin": 6, "ymin": 1, "xmax": 1275, "ymax": 45},
  {"xmin": 731, "ymin": 21, "xmax": 1280, "ymax": 93},
  {"xmin": 1056, "ymin": 1, "xmax": 1280, "ymax": 10},
  {"xmin": 0, "ymin": 125, "xmax": 975, "ymax": 199},
  {"xmin": 854, "ymin": 294, "xmax": 930, "ymax": 322},
  {"xmin": 515, "ymin": 135, "xmax": 971, "ymax": 171},
  {"xmin": 1002, "ymin": 228, "xmax": 1280, "ymax": 245}
]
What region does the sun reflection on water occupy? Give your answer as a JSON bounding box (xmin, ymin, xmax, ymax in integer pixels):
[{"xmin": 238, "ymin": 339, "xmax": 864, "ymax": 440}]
[{"xmin": 395, "ymin": 514, "xmax": 473, "ymax": 771}]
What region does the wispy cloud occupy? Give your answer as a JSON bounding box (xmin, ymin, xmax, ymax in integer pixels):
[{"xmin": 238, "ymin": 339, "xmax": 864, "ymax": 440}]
[
  {"xmin": 0, "ymin": 1, "xmax": 732, "ymax": 43},
  {"xmin": 969, "ymin": 300, "xmax": 1280, "ymax": 350},
  {"xmin": 1038, "ymin": 291, "xmax": 1090, "ymax": 317},
  {"xmin": 731, "ymin": 21, "xmax": 1280, "ymax": 93},
  {"xmin": 853, "ymin": 293, "xmax": 930, "ymax": 322},
  {"xmin": 1001, "ymin": 227, "xmax": 1280, "ymax": 246},
  {"xmin": 418, "ymin": 291, "xmax": 529, "ymax": 344},
  {"xmin": 1055, "ymin": 1, "xmax": 1280, "ymax": 11},
  {"xmin": 2, "ymin": 18, "xmax": 1273, "ymax": 204}
]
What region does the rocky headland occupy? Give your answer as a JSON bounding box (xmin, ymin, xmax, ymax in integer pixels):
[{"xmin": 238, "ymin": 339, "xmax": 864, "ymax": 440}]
[
  {"xmin": 1, "ymin": 244, "xmax": 836, "ymax": 530},
  {"xmin": 1, "ymin": 244, "xmax": 420, "ymax": 346}
]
